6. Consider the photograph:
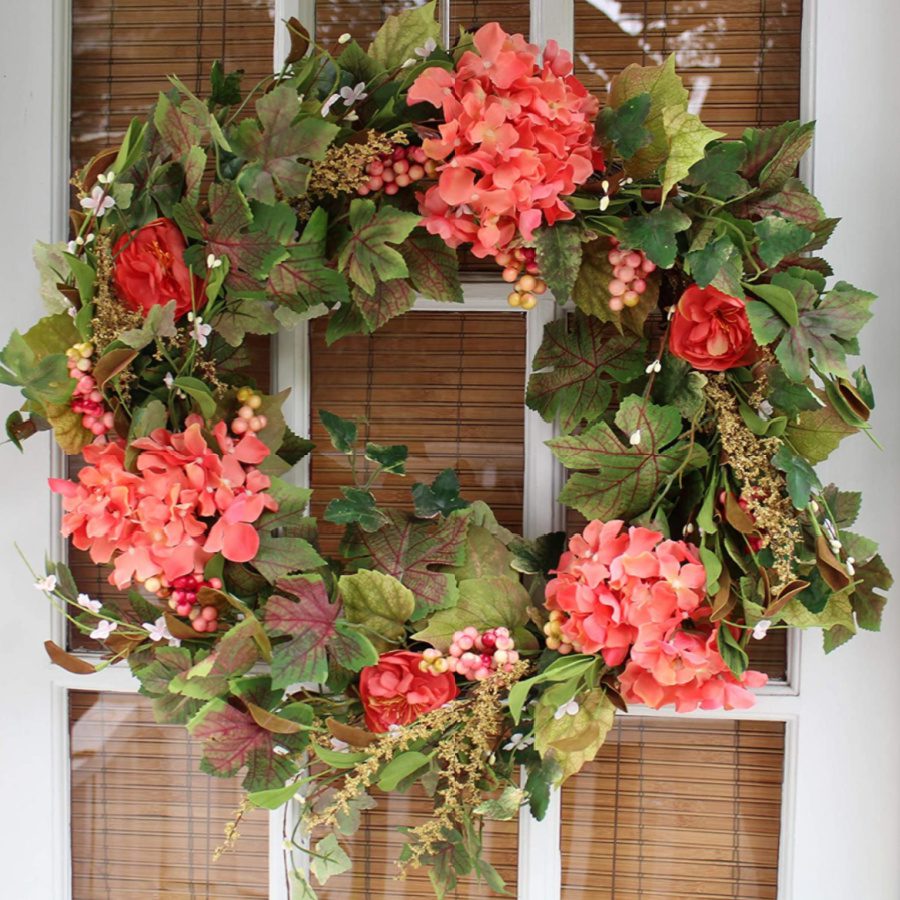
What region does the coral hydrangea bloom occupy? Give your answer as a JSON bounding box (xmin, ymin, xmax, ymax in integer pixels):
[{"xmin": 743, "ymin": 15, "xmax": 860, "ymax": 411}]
[
  {"xmin": 408, "ymin": 25, "xmax": 603, "ymax": 258},
  {"xmin": 49, "ymin": 416, "xmax": 278, "ymax": 591},
  {"xmin": 545, "ymin": 519, "xmax": 766, "ymax": 712}
]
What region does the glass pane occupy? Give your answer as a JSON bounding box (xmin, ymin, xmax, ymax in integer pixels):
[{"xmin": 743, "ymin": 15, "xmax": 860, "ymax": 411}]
[
  {"xmin": 69, "ymin": 691, "xmax": 270, "ymax": 898},
  {"xmin": 317, "ymin": 785, "xmax": 519, "ymax": 898},
  {"xmin": 574, "ymin": 0, "xmax": 803, "ymax": 137},
  {"xmin": 560, "ymin": 717, "xmax": 785, "ymax": 899},
  {"xmin": 309, "ymin": 311, "xmax": 526, "ymax": 556}
]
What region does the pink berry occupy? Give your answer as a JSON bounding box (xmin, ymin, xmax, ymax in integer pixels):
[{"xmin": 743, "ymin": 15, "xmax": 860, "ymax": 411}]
[
  {"xmin": 633, "ymin": 279, "xmax": 647, "ymax": 294},
  {"xmin": 411, "ymin": 147, "xmax": 427, "ymax": 163},
  {"xmin": 408, "ymin": 164, "xmax": 425, "ymax": 181},
  {"xmin": 368, "ymin": 176, "xmax": 383, "ymax": 191},
  {"xmin": 623, "ymin": 290, "xmax": 640, "ymax": 307},
  {"xmin": 102, "ymin": 412, "xmax": 114, "ymax": 428},
  {"xmin": 369, "ymin": 160, "xmax": 384, "ymax": 176},
  {"xmin": 392, "ymin": 146, "xmax": 406, "ymax": 161},
  {"xmin": 394, "ymin": 173, "xmax": 411, "ymax": 188},
  {"xmin": 82, "ymin": 415, "xmax": 96, "ymax": 429},
  {"xmin": 641, "ymin": 258, "xmax": 657, "ymax": 274},
  {"xmin": 192, "ymin": 618, "xmax": 207, "ymax": 633},
  {"xmin": 77, "ymin": 376, "xmax": 94, "ymax": 392},
  {"xmin": 91, "ymin": 422, "xmax": 105, "ymax": 435},
  {"xmin": 625, "ymin": 252, "xmax": 642, "ymax": 268},
  {"xmin": 618, "ymin": 265, "xmax": 636, "ymax": 282},
  {"xmin": 201, "ymin": 605, "xmax": 218, "ymax": 622},
  {"xmin": 209, "ymin": 577, "xmax": 222, "ymax": 590},
  {"xmin": 384, "ymin": 183, "xmax": 399, "ymax": 195},
  {"xmin": 609, "ymin": 297, "xmax": 625, "ymax": 312},
  {"xmin": 231, "ymin": 418, "xmax": 248, "ymax": 434},
  {"xmin": 357, "ymin": 185, "xmax": 371, "ymax": 196},
  {"xmin": 609, "ymin": 279, "xmax": 626, "ymax": 297},
  {"xmin": 381, "ymin": 168, "xmax": 395, "ymax": 183},
  {"xmin": 608, "ymin": 250, "xmax": 624, "ymax": 266}
]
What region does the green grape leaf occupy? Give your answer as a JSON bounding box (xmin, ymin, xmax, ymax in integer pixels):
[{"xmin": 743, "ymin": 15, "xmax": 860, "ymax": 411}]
[
  {"xmin": 252, "ymin": 535, "xmax": 326, "ymax": 584},
  {"xmin": 411, "ymin": 577, "xmax": 533, "ymax": 651},
  {"xmin": 365, "ymin": 442, "xmax": 408, "ymax": 474},
  {"xmin": 684, "ymin": 141, "xmax": 750, "ymax": 200},
  {"xmin": 368, "ymin": 0, "xmax": 439, "ymax": 70},
  {"xmin": 785, "ymin": 395, "xmax": 858, "ymax": 463},
  {"xmin": 526, "ymin": 312, "xmax": 647, "ymax": 434},
  {"xmin": 352, "ymin": 279, "xmax": 416, "ymax": 332},
  {"xmin": 741, "ymin": 120, "xmax": 814, "ymax": 188},
  {"xmin": 324, "ymin": 487, "xmax": 389, "ymax": 533},
  {"xmin": 337, "ymin": 199, "xmax": 421, "ymax": 295},
  {"xmin": 598, "ymin": 92, "xmax": 652, "ymax": 159},
  {"xmin": 771, "ymin": 444, "xmax": 822, "ymax": 509},
  {"xmin": 132, "ymin": 646, "xmax": 202, "ymax": 724},
  {"xmin": 746, "ymin": 177, "xmax": 824, "ymax": 226},
  {"xmin": 319, "ymin": 409, "xmax": 357, "ymax": 453},
  {"xmin": 338, "ymin": 569, "xmax": 416, "ymax": 650},
  {"xmin": 851, "ymin": 553, "xmax": 892, "ymax": 631},
  {"xmin": 230, "ymin": 85, "xmax": 339, "ymax": 202},
  {"xmin": 533, "ymin": 224, "xmax": 584, "ymax": 304},
  {"xmin": 412, "ymin": 469, "xmax": 470, "ymax": 518},
  {"xmin": 754, "ymin": 216, "xmax": 814, "ymax": 268},
  {"xmin": 344, "ymin": 509, "xmax": 469, "ymax": 617},
  {"xmin": 254, "ymin": 477, "xmax": 315, "ymax": 537},
  {"xmin": 660, "ymin": 106, "xmax": 724, "ymax": 200},
  {"xmin": 651, "ymin": 356, "xmax": 708, "ymax": 421},
  {"xmin": 549, "ymin": 396, "xmax": 707, "ymax": 521},
  {"xmin": 619, "ymin": 205, "xmax": 692, "ymax": 269},
  {"xmin": 686, "ymin": 235, "xmax": 738, "ymax": 289},
  {"xmin": 0, "ymin": 331, "xmax": 72, "ymax": 407},
  {"xmin": 821, "ymin": 485, "xmax": 861, "ymax": 530},
  {"xmin": 169, "ymin": 618, "xmax": 260, "ymax": 700}
]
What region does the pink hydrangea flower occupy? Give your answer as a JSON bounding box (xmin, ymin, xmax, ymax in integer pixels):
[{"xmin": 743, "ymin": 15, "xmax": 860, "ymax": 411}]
[
  {"xmin": 545, "ymin": 519, "xmax": 766, "ymax": 712},
  {"xmin": 49, "ymin": 415, "xmax": 278, "ymax": 591},
  {"xmin": 408, "ymin": 24, "xmax": 603, "ymax": 259}
]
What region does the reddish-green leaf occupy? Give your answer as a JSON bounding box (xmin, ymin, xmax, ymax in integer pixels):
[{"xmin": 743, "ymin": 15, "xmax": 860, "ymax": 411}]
[
  {"xmin": 402, "ymin": 232, "xmax": 463, "ymax": 303},
  {"xmin": 352, "ymin": 280, "xmax": 415, "ymax": 332},
  {"xmin": 344, "ymin": 510, "xmax": 469, "ymax": 618},
  {"xmin": 154, "ymin": 93, "xmax": 200, "ymax": 158},
  {"xmin": 174, "ymin": 181, "xmax": 284, "ymax": 279},
  {"xmin": 170, "ymin": 618, "xmax": 261, "ymax": 699},
  {"xmin": 527, "ymin": 312, "xmax": 647, "ymax": 434},
  {"xmin": 549, "ymin": 396, "xmax": 707, "ymax": 520}
]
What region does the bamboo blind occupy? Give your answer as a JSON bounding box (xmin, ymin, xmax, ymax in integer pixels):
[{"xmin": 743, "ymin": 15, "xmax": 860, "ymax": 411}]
[
  {"xmin": 560, "ymin": 717, "xmax": 785, "ymax": 899},
  {"xmin": 71, "ymin": 0, "xmax": 276, "ymax": 170},
  {"xmin": 69, "ymin": 691, "xmax": 270, "ymax": 898},
  {"xmin": 574, "ymin": 0, "xmax": 803, "ymax": 138},
  {"xmin": 316, "ymin": 784, "xmax": 519, "ymax": 898},
  {"xmin": 308, "ymin": 311, "xmax": 526, "ymax": 556}
]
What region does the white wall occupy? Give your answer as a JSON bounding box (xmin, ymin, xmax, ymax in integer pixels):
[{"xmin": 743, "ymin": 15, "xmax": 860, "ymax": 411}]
[{"xmin": 791, "ymin": 0, "xmax": 900, "ymax": 896}]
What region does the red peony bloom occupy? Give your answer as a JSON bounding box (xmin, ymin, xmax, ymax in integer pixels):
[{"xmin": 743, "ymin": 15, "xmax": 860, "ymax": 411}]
[
  {"xmin": 359, "ymin": 651, "xmax": 458, "ymax": 732},
  {"xmin": 112, "ymin": 218, "xmax": 204, "ymax": 318},
  {"xmin": 668, "ymin": 284, "xmax": 758, "ymax": 372}
]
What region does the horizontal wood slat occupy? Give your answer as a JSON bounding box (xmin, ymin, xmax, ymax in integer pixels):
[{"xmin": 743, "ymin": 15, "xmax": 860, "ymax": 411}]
[
  {"xmin": 574, "ymin": 0, "xmax": 803, "ymax": 138},
  {"xmin": 69, "ymin": 691, "xmax": 270, "ymax": 899},
  {"xmin": 309, "ymin": 311, "xmax": 526, "ymax": 557},
  {"xmin": 560, "ymin": 717, "xmax": 785, "ymax": 899}
]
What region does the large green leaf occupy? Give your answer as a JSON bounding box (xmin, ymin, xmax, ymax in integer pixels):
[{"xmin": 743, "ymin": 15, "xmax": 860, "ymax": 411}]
[
  {"xmin": 851, "ymin": 554, "xmax": 892, "ymax": 631},
  {"xmin": 368, "ymin": 0, "xmax": 439, "ymax": 69},
  {"xmin": 343, "ymin": 509, "xmax": 468, "ymax": 617},
  {"xmin": 337, "ymin": 200, "xmax": 421, "ymax": 295},
  {"xmin": 252, "ymin": 535, "xmax": 325, "ymax": 584},
  {"xmin": 598, "ymin": 93, "xmax": 651, "ymax": 159},
  {"xmin": 684, "ymin": 141, "xmax": 749, "ymax": 200},
  {"xmin": 338, "ymin": 570, "xmax": 415, "ymax": 650},
  {"xmin": 352, "ymin": 280, "xmax": 416, "ymax": 332},
  {"xmin": 402, "ymin": 232, "xmax": 463, "ymax": 303},
  {"xmin": 549, "ymin": 396, "xmax": 707, "ymax": 520},
  {"xmin": 0, "ymin": 331, "xmax": 72, "ymax": 407},
  {"xmin": 169, "ymin": 618, "xmax": 260, "ymax": 699},
  {"xmin": 619, "ymin": 205, "xmax": 692, "ymax": 269},
  {"xmin": 526, "ymin": 312, "xmax": 646, "ymax": 434},
  {"xmin": 230, "ymin": 85, "xmax": 339, "ymax": 202},
  {"xmin": 411, "ymin": 577, "xmax": 532, "ymax": 651},
  {"xmin": 659, "ymin": 106, "xmax": 724, "ymax": 200},
  {"xmin": 754, "ymin": 216, "xmax": 814, "ymax": 268},
  {"xmin": 533, "ymin": 224, "xmax": 584, "ymax": 303},
  {"xmin": 785, "ymin": 395, "xmax": 858, "ymax": 463}
]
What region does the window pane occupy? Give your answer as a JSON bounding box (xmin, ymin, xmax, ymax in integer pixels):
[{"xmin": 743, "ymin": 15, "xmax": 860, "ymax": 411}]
[
  {"xmin": 317, "ymin": 785, "xmax": 519, "ymax": 898},
  {"xmin": 560, "ymin": 717, "xmax": 785, "ymax": 899},
  {"xmin": 309, "ymin": 311, "xmax": 526, "ymax": 556},
  {"xmin": 69, "ymin": 691, "xmax": 270, "ymax": 898},
  {"xmin": 574, "ymin": 0, "xmax": 803, "ymax": 137}
]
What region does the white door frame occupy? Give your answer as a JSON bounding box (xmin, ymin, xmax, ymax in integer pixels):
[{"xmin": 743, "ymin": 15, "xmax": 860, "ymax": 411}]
[{"xmin": 1, "ymin": 1, "xmax": 899, "ymax": 898}]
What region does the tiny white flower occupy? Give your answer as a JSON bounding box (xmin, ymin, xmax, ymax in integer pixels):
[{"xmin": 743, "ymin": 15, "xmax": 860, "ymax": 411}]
[
  {"xmin": 752, "ymin": 619, "xmax": 772, "ymax": 640},
  {"xmin": 503, "ymin": 732, "xmax": 535, "ymax": 752},
  {"xmin": 34, "ymin": 575, "xmax": 57, "ymax": 592},
  {"xmin": 387, "ymin": 724, "xmax": 404, "ymax": 741},
  {"xmin": 321, "ymin": 93, "xmax": 340, "ymax": 117},
  {"xmin": 414, "ymin": 37, "xmax": 437, "ymax": 58},
  {"xmin": 339, "ymin": 82, "xmax": 368, "ymax": 106},
  {"xmin": 187, "ymin": 312, "xmax": 212, "ymax": 349},
  {"xmin": 97, "ymin": 171, "xmax": 116, "ymax": 185},
  {"xmin": 77, "ymin": 592, "xmax": 102, "ymax": 613},
  {"xmin": 90, "ymin": 620, "xmax": 118, "ymax": 641},
  {"xmin": 80, "ymin": 185, "xmax": 116, "ymax": 218},
  {"xmin": 846, "ymin": 557, "xmax": 856, "ymax": 576},
  {"xmin": 601, "ymin": 179, "xmax": 610, "ymax": 192},
  {"xmin": 554, "ymin": 699, "xmax": 580, "ymax": 720},
  {"xmin": 829, "ymin": 539, "xmax": 842, "ymax": 554},
  {"xmin": 338, "ymin": 32, "xmax": 352, "ymax": 44},
  {"xmin": 329, "ymin": 737, "xmax": 350, "ymax": 751},
  {"xmin": 682, "ymin": 523, "xmax": 695, "ymax": 536},
  {"xmin": 67, "ymin": 235, "xmax": 85, "ymax": 254},
  {"xmin": 163, "ymin": 371, "xmax": 175, "ymax": 390},
  {"xmin": 66, "ymin": 305, "xmax": 77, "ymax": 319},
  {"xmin": 401, "ymin": 58, "xmax": 417, "ymax": 69},
  {"xmin": 757, "ymin": 399, "xmax": 774, "ymax": 420},
  {"xmin": 142, "ymin": 616, "xmax": 175, "ymax": 644},
  {"xmin": 84, "ymin": 233, "xmax": 95, "ymax": 245},
  {"xmin": 344, "ymin": 110, "xmax": 359, "ymax": 123},
  {"xmin": 599, "ymin": 195, "xmax": 610, "ymax": 211},
  {"xmin": 629, "ymin": 429, "xmax": 642, "ymax": 446},
  {"xmin": 206, "ymin": 253, "xmax": 222, "ymax": 270},
  {"xmin": 810, "ymin": 500, "xmax": 820, "ymax": 514},
  {"xmin": 645, "ymin": 359, "xmax": 662, "ymax": 375}
]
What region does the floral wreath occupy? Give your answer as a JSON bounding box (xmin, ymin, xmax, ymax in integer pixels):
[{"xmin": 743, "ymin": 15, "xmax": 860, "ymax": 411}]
[{"xmin": 7, "ymin": 3, "xmax": 891, "ymax": 896}]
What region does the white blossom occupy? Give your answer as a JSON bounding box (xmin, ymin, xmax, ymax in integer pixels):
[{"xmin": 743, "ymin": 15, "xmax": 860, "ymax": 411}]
[
  {"xmin": 338, "ymin": 32, "xmax": 352, "ymax": 44},
  {"xmin": 629, "ymin": 429, "xmax": 642, "ymax": 446},
  {"xmin": 34, "ymin": 575, "xmax": 57, "ymax": 592},
  {"xmin": 503, "ymin": 733, "xmax": 535, "ymax": 752},
  {"xmin": 645, "ymin": 359, "xmax": 662, "ymax": 375},
  {"xmin": 79, "ymin": 185, "xmax": 115, "ymax": 218},
  {"xmin": 90, "ymin": 620, "xmax": 118, "ymax": 641},
  {"xmin": 339, "ymin": 82, "xmax": 368, "ymax": 106},
  {"xmin": 77, "ymin": 593, "xmax": 102, "ymax": 614},
  {"xmin": 415, "ymin": 37, "xmax": 437, "ymax": 57},
  {"xmin": 752, "ymin": 619, "xmax": 772, "ymax": 640},
  {"xmin": 554, "ymin": 699, "xmax": 580, "ymax": 720},
  {"xmin": 142, "ymin": 616, "xmax": 180, "ymax": 647},
  {"xmin": 206, "ymin": 253, "xmax": 222, "ymax": 270},
  {"xmin": 321, "ymin": 93, "xmax": 340, "ymax": 117},
  {"xmin": 97, "ymin": 171, "xmax": 116, "ymax": 185},
  {"xmin": 187, "ymin": 312, "xmax": 212, "ymax": 349}
]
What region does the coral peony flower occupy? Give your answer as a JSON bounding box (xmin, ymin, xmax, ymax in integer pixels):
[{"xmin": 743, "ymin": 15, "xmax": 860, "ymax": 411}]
[
  {"xmin": 545, "ymin": 519, "xmax": 766, "ymax": 711},
  {"xmin": 50, "ymin": 415, "xmax": 277, "ymax": 591},
  {"xmin": 668, "ymin": 284, "xmax": 758, "ymax": 372},
  {"xmin": 408, "ymin": 24, "xmax": 602, "ymax": 259},
  {"xmin": 359, "ymin": 651, "xmax": 458, "ymax": 732},
  {"xmin": 112, "ymin": 218, "xmax": 204, "ymax": 319}
]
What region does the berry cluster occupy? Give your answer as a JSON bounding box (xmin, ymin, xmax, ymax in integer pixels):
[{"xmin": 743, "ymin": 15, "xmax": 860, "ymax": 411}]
[
  {"xmin": 357, "ymin": 145, "xmax": 434, "ymax": 197},
  {"xmin": 420, "ymin": 626, "xmax": 520, "ymax": 681},
  {"xmin": 65, "ymin": 343, "xmax": 114, "ymax": 438},
  {"xmin": 606, "ymin": 238, "xmax": 656, "ymax": 312},
  {"xmin": 542, "ymin": 609, "xmax": 576, "ymax": 654},
  {"xmin": 231, "ymin": 387, "xmax": 268, "ymax": 436},
  {"xmin": 498, "ymin": 247, "xmax": 547, "ymax": 310},
  {"xmin": 145, "ymin": 572, "xmax": 224, "ymax": 633}
]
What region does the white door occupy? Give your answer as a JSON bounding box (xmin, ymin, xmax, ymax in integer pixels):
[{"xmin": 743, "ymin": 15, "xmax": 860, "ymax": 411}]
[{"xmin": 1, "ymin": 1, "xmax": 898, "ymax": 898}]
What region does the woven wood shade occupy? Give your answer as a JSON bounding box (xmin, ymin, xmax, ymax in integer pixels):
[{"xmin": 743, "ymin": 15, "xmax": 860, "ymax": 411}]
[
  {"xmin": 316, "ymin": 784, "xmax": 519, "ymax": 898},
  {"xmin": 560, "ymin": 716, "xmax": 784, "ymax": 899},
  {"xmin": 308, "ymin": 310, "xmax": 526, "ymax": 556},
  {"xmin": 69, "ymin": 691, "xmax": 270, "ymax": 898},
  {"xmin": 574, "ymin": 0, "xmax": 803, "ymax": 138}
]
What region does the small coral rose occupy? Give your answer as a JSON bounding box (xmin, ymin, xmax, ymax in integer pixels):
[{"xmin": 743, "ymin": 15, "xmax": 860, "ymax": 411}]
[
  {"xmin": 668, "ymin": 284, "xmax": 758, "ymax": 372},
  {"xmin": 112, "ymin": 218, "xmax": 203, "ymax": 318},
  {"xmin": 359, "ymin": 650, "xmax": 458, "ymax": 732}
]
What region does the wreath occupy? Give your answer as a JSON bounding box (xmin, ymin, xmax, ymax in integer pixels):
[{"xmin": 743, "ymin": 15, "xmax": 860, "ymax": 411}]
[{"xmin": 7, "ymin": 3, "xmax": 892, "ymax": 895}]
